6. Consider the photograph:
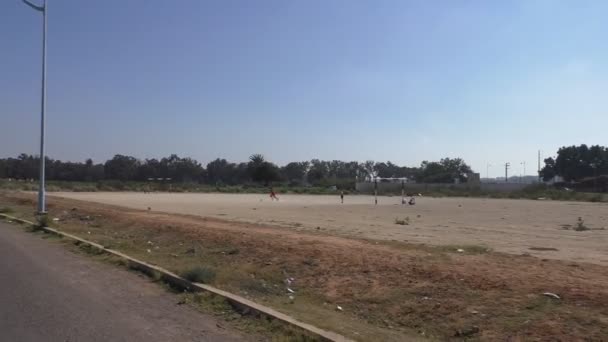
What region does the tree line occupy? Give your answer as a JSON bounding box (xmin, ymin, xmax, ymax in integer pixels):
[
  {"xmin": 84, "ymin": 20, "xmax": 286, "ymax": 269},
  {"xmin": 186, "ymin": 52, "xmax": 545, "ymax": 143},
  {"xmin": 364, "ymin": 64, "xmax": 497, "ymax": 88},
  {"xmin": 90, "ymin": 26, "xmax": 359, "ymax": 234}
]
[
  {"xmin": 0, "ymin": 153, "xmax": 473, "ymax": 187},
  {"xmin": 540, "ymin": 145, "xmax": 608, "ymax": 182}
]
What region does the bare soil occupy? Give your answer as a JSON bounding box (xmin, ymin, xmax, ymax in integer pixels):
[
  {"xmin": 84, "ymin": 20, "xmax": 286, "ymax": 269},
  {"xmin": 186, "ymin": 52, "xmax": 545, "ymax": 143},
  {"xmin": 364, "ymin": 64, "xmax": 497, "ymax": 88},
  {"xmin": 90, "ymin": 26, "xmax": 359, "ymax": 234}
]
[
  {"xmin": 54, "ymin": 192, "xmax": 608, "ymax": 265},
  {"xmin": 3, "ymin": 192, "xmax": 608, "ymax": 341}
]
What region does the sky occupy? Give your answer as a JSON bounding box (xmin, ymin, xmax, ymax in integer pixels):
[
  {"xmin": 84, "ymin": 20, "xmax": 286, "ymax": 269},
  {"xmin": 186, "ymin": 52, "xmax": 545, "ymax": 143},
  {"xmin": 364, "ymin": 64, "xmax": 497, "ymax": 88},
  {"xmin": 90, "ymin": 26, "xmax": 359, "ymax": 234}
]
[{"xmin": 1, "ymin": 0, "xmax": 607, "ymax": 178}]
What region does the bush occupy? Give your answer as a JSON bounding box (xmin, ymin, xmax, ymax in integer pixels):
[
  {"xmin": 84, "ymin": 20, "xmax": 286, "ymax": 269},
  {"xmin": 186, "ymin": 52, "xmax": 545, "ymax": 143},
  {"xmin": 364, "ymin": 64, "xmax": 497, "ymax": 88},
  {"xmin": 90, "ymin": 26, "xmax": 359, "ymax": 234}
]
[
  {"xmin": 0, "ymin": 207, "xmax": 14, "ymax": 214},
  {"xmin": 36, "ymin": 214, "xmax": 51, "ymax": 229},
  {"xmin": 574, "ymin": 217, "xmax": 589, "ymax": 231},
  {"xmin": 395, "ymin": 217, "xmax": 410, "ymax": 225},
  {"xmin": 181, "ymin": 266, "xmax": 216, "ymax": 284}
]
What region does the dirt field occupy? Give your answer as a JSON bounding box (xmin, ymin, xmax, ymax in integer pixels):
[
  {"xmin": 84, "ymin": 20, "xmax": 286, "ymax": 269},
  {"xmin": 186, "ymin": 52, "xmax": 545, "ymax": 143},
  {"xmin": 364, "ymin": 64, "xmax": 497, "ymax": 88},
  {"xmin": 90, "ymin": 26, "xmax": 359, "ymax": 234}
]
[{"xmin": 53, "ymin": 192, "xmax": 608, "ymax": 265}]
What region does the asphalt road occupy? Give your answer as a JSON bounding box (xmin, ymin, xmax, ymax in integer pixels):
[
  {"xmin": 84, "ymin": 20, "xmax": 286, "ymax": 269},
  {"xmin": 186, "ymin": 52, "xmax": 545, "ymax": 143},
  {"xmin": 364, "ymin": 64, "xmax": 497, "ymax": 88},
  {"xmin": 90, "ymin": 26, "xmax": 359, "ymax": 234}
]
[{"xmin": 0, "ymin": 221, "xmax": 249, "ymax": 342}]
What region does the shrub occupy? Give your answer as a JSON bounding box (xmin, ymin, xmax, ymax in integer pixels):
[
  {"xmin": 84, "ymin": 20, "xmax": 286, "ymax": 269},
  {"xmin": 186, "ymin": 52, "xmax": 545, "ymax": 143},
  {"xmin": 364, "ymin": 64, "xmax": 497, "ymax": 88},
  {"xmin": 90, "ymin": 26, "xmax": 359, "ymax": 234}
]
[
  {"xmin": 31, "ymin": 214, "xmax": 51, "ymax": 231},
  {"xmin": 0, "ymin": 207, "xmax": 14, "ymax": 214},
  {"xmin": 574, "ymin": 217, "xmax": 589, "ymax": 231},
  {"xmin": 181, "ymin": 266, "xmax": 216, "ymax": 284},
  {"xmin": 395, "ymin": 217, "xmax": 410, "ymax": 225}
]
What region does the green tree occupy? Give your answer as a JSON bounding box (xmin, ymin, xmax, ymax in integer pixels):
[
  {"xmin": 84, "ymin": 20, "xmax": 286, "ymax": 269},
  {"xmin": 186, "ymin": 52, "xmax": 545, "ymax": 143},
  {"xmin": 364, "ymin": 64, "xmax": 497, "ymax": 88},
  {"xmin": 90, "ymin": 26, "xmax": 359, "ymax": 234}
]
[
  {"xmin": 551, "ymin": 145, "xmax": 608, "ymax": 182},
  {"xmin": 539, "ymin": 157, "xmax": 556, "ymax": 182},
  {"xmin": 104, "ymin": 155, "xmax": 140, "ymax": 181},
  {"xmin": 417, "ymin": 158, "xmax": 472, "ymax": 183},
  {"xmin": 247, "ymin": 154, "xmax": 280, "ymax": 184},
  {"xmin": 282, "ymin": 161, "xmax": 309, "ymax": 183},
  {"xmin": 307, "ymin": 159, "xmax": 329, "ymax": 184}
]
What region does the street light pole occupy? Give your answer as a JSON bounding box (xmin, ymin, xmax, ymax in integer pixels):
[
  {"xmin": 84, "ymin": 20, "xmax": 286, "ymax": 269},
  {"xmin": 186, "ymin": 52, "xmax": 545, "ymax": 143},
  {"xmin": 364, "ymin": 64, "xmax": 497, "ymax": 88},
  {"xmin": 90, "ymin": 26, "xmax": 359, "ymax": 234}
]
[{"xmin": 22, "ymin": 0, "xmax": 47, "ymax": 214}]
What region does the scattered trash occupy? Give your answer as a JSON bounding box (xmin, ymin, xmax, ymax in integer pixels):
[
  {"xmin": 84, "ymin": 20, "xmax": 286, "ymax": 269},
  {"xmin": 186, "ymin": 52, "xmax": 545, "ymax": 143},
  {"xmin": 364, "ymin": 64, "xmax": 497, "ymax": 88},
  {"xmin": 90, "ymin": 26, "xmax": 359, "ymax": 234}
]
[
  {"xmin": 147, "ymin": 240, "xmax": 153, "ymax": 245},
  {"xmin": 288, "ymin": 295, "xmax": 295, "ymax": 301},
  {"xmin": 336, "ymin": 305, "xmax": 343, "ymax": 311},
  {"xmin": 87, "ymin": 231, "xmax": 91, "ymax": 235},
  {"xmin": 457, "ymin": 249, "xmax": 465, "ymax": 253},
  {"xmin": 146, "ymin": 249, "xmax": 151, "ymax": 253},
  {"xmin": 455, "ymin": 326, "xmax": 480, "ymax": 337},
  {"xmin": 52, "ymin": 217, "xmax": 60, "ymax": 222},
  {"xmin": 543, "ymin": 292, "xmax": 561, "ymax": 300},
  {"xmin": 470, "ymin": 310, "xmax": 479, "ymax": 314},
  {"xmin": 170, "ymin": 253, "xmax": 179, "ymax": 257},
  {"xmin": 422, "ymin": 296, "xmax": 430, "ymax": 300},
  {"xmin": 537, "ymin": 197, "xmax": 546, "ymax": 200},
  {"xmin": 287, "ymin": 288, "xmax": 295, "ymax": 294}
]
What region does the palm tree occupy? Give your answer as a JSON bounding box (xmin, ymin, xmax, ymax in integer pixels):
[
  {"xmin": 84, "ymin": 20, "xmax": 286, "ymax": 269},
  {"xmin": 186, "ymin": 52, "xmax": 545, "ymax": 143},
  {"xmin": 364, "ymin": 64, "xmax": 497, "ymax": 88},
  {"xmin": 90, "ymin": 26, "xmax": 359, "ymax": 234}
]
[{"xmin": 249, "ymin": 154, "xmax": 265, "ymax": 166}]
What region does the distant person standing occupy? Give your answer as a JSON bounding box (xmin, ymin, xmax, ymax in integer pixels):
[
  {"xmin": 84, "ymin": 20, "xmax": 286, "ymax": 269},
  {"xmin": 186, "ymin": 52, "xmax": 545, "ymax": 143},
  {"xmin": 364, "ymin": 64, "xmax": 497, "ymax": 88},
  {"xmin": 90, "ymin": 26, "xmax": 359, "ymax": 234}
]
[{"xmin": 340, "ymin": 191, "xmax": 344, "ymax": 204}]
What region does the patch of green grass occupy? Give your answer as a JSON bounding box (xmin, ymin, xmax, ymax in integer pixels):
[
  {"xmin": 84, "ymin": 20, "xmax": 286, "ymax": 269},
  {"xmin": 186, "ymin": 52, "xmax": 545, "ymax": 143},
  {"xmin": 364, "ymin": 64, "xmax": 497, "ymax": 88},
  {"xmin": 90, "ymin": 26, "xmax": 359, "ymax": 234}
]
[
  {"xmin": 239, "ymin": 277, "xmax": 278, "ymax": 296},
  {"xmin": 183, "ymin": 292, "xmax": 319, "ymax": 342},
  {"xmin": 181, "ymin": 266, "xmax": 217, "ymax": 284}
]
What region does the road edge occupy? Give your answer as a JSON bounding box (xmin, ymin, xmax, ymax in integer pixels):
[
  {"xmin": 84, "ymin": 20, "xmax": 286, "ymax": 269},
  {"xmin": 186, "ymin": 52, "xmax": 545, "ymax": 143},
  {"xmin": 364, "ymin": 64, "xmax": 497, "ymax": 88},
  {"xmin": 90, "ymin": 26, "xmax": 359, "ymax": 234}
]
[{"xmin": 0, "ymin": 213, "xmax": 352, "ymax": 342}]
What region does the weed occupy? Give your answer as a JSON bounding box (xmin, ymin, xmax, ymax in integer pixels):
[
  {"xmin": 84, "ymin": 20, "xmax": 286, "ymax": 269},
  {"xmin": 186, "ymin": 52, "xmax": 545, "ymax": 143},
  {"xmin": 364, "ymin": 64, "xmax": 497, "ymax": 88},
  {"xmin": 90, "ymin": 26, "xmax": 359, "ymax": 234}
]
[
  {"xmin": 225, "ymin": 247, "xmax": 240, "ymax": 255},
  {"xmin": 574, "ymin": 217, "xmax": 589, "ymax": 231},
  {"xmin": 302, "ymin": 258, "xmax": 319, "ymax": 267},
  {"xmin": 395, "ymin": 217, "xmax": 410, "ymax": 225},
  {"xmin": 529, "ymin": 247, "xmax": 559, "ymax": 251},
  {"xmin": 30, "ymin": 214, "xmax": 51, "ymax": 231},
  {"xmin": 181, "ymin": 266, "xmax": 217, "ymax": 284}
]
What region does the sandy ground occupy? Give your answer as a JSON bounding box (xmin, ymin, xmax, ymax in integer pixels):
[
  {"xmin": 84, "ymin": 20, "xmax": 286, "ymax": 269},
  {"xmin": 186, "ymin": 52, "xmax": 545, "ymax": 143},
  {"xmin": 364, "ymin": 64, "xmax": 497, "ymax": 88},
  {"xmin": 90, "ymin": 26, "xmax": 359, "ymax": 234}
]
[{"xmin": 53, "ymin": 192, "xmax": 608, "ymax": 265}]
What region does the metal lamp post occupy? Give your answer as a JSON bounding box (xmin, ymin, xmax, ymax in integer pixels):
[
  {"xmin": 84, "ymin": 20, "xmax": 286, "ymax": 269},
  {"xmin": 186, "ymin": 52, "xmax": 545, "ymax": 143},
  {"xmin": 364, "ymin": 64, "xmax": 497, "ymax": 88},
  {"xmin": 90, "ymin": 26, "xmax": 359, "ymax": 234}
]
[{"xmin": 22, "ymin": 0, "xmax": 47, "ymax": 214}]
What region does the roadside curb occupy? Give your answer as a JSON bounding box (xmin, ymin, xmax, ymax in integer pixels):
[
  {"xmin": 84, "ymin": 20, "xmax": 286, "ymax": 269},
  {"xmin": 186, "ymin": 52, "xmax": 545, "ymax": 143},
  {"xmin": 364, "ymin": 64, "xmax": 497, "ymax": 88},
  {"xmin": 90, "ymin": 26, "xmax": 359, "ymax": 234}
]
[{"xmin": 0, "ymin": 213, "xmax": 352, "ymax": 342}]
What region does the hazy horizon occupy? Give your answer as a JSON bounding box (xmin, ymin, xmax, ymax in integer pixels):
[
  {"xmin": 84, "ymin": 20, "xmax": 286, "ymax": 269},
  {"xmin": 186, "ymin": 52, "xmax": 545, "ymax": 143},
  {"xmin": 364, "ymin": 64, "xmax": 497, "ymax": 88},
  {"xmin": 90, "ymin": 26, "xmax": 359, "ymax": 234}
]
[{"xmin": 2, "ymin": 1, "xmax": 607, "ymax": 177}]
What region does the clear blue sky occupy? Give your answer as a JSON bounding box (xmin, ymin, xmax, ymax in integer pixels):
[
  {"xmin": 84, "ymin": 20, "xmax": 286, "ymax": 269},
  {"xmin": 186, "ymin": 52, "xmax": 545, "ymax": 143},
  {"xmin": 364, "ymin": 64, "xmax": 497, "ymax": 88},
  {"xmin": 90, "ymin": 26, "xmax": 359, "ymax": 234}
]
[{"xmin": 1, "ymin": 0, "xmax": 607, "ymax": 177}]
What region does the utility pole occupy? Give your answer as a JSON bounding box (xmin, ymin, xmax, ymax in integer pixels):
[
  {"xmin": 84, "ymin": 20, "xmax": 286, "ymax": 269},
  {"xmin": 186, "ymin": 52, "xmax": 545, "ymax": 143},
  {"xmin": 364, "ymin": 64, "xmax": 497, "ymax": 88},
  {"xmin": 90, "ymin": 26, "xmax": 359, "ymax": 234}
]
[
  {"xmin": 505, "ymin": 162, "xmax": 510, "ymax": 183},
  {"xmin": 486, "ymin": 163, "xmax": 492, "ymax": 180},
  {"xmin": 22, "ymin": 0, "xmax": 47, "ymax": 214},
  {"xmin": 521, "ymin": 161, "xmax": 526, "ymax": 183}
]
